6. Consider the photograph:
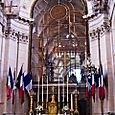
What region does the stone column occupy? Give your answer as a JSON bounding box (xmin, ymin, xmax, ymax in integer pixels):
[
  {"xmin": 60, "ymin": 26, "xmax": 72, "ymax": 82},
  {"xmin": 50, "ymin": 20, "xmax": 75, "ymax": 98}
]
[
  {"xmin": 105, "ymin": 28, "xmax": 114, "ymax": 112},
  {"xmin": 3, "ymin": 19, "xmax": 10, "ymax": 114}
]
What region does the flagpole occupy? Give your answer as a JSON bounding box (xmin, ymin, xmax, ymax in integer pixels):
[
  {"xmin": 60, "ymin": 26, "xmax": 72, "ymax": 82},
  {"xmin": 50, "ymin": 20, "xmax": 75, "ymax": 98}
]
[
  {"xmin": 14, "ymin": 31, "xmax": 20, "ymax": 115},
  {"xmin": 16, "ymin": 32, "xmax": 20, "ymax": 78},
  {"xmin": 97, "ymin": 28, "xmax": 104, "ymax": 115},
  {"xmin": 13, "ymin": 68, "xmax": 16, "ymax": 115}
]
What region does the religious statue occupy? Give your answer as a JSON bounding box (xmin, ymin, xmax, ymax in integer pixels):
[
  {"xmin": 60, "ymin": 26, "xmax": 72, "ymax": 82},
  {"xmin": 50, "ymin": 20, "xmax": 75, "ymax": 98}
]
[{"xmin": 48, "ymin": 95, "xmax": 57, "ymax": 115}]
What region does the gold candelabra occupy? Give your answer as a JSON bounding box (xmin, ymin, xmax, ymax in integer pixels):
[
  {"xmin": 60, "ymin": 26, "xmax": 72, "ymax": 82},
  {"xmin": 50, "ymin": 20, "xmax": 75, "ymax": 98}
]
[
  {"xmin": 29, "ymin": 91, "xmax": 34, "ymax": 115},
  {"xmin": 74, "ymin": 93, "xmax": 79, "ymax": 115}
]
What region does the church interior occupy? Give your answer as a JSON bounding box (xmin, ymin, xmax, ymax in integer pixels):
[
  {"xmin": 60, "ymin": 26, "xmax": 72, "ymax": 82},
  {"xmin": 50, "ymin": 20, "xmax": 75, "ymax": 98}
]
[{"xmin": 0, "ymin": 0, "xmax": 115, "ymax": 115}]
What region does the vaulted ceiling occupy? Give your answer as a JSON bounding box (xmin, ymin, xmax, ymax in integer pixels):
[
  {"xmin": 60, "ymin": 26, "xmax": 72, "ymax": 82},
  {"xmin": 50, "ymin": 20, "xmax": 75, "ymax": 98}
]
[{"xmin": 31, "ymin": 0, "xmax": 88, "ymax": 79}]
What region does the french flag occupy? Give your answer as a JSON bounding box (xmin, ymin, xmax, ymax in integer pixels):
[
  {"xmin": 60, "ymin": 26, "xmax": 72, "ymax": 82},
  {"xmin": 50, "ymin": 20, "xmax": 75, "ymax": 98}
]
[
  {"xmin": 86, "ymin": 79, "xmax": 89, "ymax": 98},
  {"xmin": 99, "ymin": 77, "xmax": 101, "ymax": 99},
  {"xmin": 100, "ymin": 75, "xmax": 105, "ymax": 100},
  {"xmin": 7, "ymin": 67, "xmax": 13, "ymax": 100},
  {"xmin": 92, "ymin": 74, "xmax": 95, "ymax": 102},
  {"xmin": 20, "ymin": 73, "xmax": 24, "ymax": 104},
  {"xmin": 24, "ymin": 72, "xmax": 32, "ymax": 93},
  {"xmin": 12, "ymin": 69, "xmax": 16, "ymax": 104},
  {"xmin": 86, "ymin": 73, "xmax": 92, "ymax": 98},
  {"xmin": 98, "ymin": 65, "xmax": 105, "ymax": 100},
  {"xmin": 15, "ymin": 65, "xmax": 23, "ymax": 89}
]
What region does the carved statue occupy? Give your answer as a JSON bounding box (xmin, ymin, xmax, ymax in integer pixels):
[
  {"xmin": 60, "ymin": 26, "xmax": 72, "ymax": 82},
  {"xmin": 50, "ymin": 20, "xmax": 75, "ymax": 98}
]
[{"xmin": 48, "ymin": 95, "xmax": 57, "ymax": 115}]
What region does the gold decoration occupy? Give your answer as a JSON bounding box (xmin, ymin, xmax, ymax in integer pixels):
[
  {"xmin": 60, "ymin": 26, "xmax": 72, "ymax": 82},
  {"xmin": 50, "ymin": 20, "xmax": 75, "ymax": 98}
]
[
  {"xmin": 48, "ymin": 95, "xmax": 57, "ymax": 115},
  {"xmin": 74, "ymin": 94, "xmax": 79, "ymax": 115},
  {"xmin": 51, "ymin": 95, "xmax": 55, "ymax": 103},
  {"xmin": 29, "ymin": 91, "xmax": 34, "ymax": 115},
  {"xmin": 50, "ymin": 4, "xmax": 67, "ymax": 20}
]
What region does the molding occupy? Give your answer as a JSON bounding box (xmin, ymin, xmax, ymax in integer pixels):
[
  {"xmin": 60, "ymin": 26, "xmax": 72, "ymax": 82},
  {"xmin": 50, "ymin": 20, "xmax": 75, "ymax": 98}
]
[
  {"xmin": 89, "ymin": 22, "xmax": 110, "ymax": 41},
  {"xmin": 89, "ymin": 13, "xmax": 110, "ymax": 41},
  {"xmin": 5, "ymin": 29, "xmax": 29, "ymax": 44}
]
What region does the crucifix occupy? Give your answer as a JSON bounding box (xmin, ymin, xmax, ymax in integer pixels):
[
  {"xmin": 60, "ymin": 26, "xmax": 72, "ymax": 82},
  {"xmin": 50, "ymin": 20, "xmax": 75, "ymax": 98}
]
[
  {"xmin": 5, "ymin": 0, "xmax": 17, "ymax": 13},
  {"xmin": 5, "ymin": 0, "xmax": 18, "ymax": 36}
]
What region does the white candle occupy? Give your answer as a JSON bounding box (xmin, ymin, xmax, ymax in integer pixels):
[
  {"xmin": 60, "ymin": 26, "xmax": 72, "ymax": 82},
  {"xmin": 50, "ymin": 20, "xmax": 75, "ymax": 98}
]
[
  {"xmin": 42, "ymin": 76, "xmax": 43, "ymax": 104},
  {"xmin": 58, "ymin": 77, "xmax": 60, "ymax": 102},
  {"xmin": 67, "ymin": 74, "xmax": 68, "ymax": 103},
  {"xmin": 37, "ymin": 76, "xmax": 39, "ymax": 103},
  {"xmin": 63, "ymin": 77, "xmax": 64, "ymax": 102},
  {"xmin": 71, "ymin": 94, "xmax": 73, "ymax": 110},
  {"xmin": 47, "ymin": 75, "xmax": 48, "ymax": 102}
]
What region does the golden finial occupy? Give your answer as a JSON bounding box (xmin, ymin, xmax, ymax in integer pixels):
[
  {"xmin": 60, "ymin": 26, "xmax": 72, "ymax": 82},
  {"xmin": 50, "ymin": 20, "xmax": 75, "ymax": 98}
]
[{"xmin": 51, "ymin": 95, "xmax": 55, "ymax": 103}]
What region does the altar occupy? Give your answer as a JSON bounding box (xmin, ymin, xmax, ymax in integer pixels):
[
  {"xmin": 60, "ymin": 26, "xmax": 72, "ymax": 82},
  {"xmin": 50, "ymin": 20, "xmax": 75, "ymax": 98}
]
[{"xmin": 32, "ymin": 83, "xmax": 89, "ymax": 115}]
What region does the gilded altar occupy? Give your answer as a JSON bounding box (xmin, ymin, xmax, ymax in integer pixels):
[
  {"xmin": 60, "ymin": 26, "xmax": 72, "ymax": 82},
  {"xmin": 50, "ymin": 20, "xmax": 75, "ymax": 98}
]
[{"xmin": 48, "ymin": 95, "xmax": 57, "ymax": 115}]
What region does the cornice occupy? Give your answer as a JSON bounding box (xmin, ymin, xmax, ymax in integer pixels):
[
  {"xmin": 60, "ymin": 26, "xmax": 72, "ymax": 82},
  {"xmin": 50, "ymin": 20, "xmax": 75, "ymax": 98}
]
[
  {"xmin": 89, "ymin": 21, "xmax": 110, "ymax": 41},
  {"xmin": 5, "ymin": 29, "xmax": 29, "ymax": 44}
]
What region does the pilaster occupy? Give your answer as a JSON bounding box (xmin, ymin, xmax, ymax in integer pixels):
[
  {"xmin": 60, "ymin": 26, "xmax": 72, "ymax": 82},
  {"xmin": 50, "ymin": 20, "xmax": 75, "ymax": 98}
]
[{"xmin": 89, "ymin": 13, "xmax": 115, "ymax": 113}]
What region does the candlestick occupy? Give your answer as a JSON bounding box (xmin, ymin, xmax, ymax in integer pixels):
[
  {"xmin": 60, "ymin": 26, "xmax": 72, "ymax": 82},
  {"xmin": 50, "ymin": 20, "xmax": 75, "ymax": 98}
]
[
  {"xmin": 29, "ymin": 91, "xmax": 34, "ymax": 115},
  {"xmin": 74, "ymin": 93, "xmax": 79, "ymax": 115}
]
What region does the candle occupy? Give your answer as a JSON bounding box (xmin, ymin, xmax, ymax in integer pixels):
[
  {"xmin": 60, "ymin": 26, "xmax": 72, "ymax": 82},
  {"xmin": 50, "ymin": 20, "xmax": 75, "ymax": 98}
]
[
  {"xmin": 67, "ymin": 74, "xmax": 68, "ymax": 103},
  {"xmin": 58, "ymin": 77, "xmax": 60, "ymax": 102},
  {"xmin": 46, "ymin": 75, "xmax": 48, "ymax": 103},
  {"xmin": 71, "ymin": 94, "xmax": 73, "ymax": 110},
  {"xmin": 37, "ymin": 76, "xmax": 39, "ymax": 103},
  {"xmin": 42, "ymin": 76, "xmax": 43, "ymax": 104},
  {"xmin": 63, "ymin": 77, "xmax": 64, "ymax": 102}
]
